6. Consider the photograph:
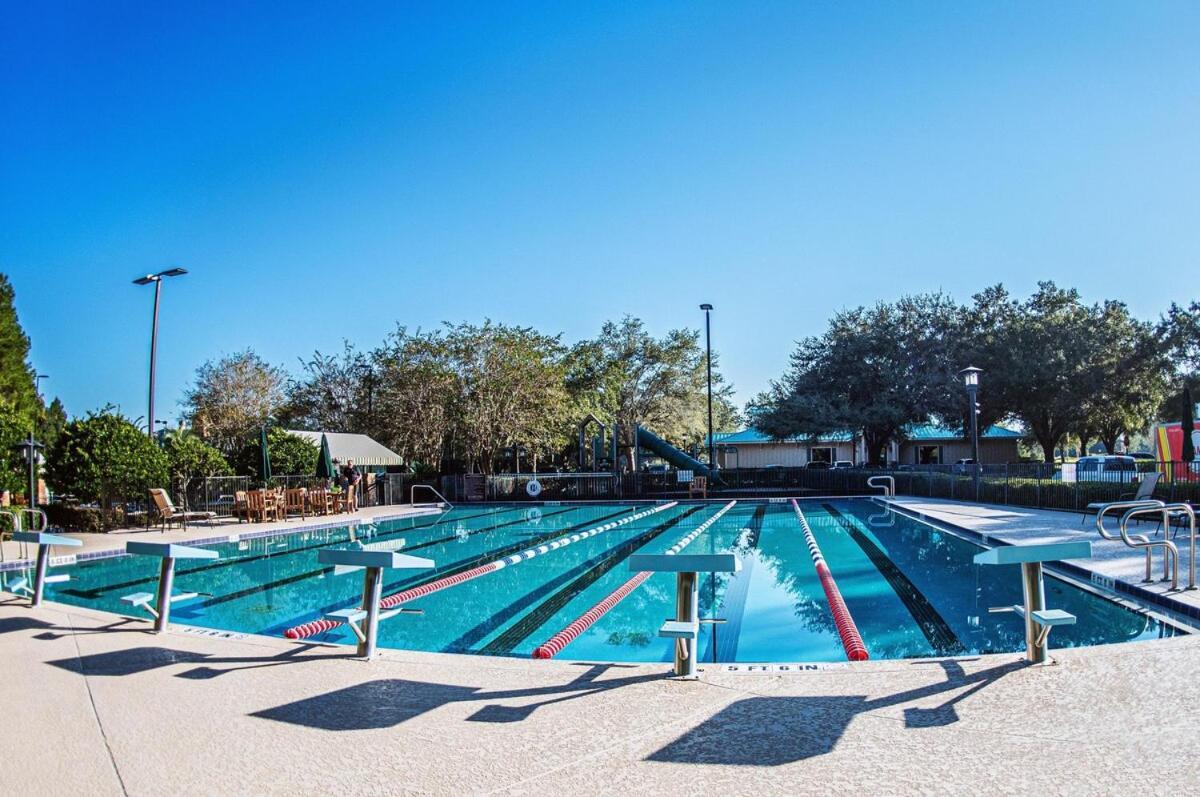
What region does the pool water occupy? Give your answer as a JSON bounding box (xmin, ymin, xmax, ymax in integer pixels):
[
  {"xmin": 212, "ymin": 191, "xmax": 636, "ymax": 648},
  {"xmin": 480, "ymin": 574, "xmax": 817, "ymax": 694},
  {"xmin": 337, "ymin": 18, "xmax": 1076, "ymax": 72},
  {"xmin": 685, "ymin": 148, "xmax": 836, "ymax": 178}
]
[{"xmin": 5, "ymin": 500, "xmax": 1180, "ymax": 662}]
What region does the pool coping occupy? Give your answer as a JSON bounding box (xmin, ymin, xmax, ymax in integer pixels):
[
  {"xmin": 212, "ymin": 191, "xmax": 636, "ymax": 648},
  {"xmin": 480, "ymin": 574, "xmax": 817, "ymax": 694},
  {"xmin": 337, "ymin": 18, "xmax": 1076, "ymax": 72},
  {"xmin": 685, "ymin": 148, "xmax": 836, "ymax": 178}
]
[
  {"xmin": 879, "ymin": 497, "xmax": 1200, "ymax": 629},
  {"xmin": 0, "ymin": 506, "xmax": 445, "ymax": 573}
]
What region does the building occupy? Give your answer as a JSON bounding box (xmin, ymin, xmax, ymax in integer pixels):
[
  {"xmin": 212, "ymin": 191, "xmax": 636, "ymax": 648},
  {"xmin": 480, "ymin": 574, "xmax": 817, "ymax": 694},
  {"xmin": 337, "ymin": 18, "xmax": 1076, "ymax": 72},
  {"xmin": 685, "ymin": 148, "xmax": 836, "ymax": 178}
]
[{"xmin": 712, "ymin": 423, "xmax": 1022, "ymax": 468}]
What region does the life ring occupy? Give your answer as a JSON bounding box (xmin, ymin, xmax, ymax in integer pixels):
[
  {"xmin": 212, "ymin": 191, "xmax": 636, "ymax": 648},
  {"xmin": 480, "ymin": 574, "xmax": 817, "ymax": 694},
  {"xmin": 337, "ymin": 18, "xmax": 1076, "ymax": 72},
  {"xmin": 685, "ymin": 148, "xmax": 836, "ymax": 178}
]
[{"xmin": 526, "ymin": 479, "xmax": 543, "ymax": 498}]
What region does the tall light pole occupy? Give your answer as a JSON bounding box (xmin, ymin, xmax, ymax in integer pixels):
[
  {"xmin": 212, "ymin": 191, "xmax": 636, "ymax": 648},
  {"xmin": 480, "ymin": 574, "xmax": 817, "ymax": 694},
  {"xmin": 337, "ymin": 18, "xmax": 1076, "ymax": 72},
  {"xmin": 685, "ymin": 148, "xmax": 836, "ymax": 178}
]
[
  {"xmin": 959, "ymin": 366, "xmax": 982, "ymax": 499},
  {"xmin": 133, "ymin": 268, "xmax": 188, "ymax": 438},
  {"xmin": 700, "ymin": 303, "xmax": 715, "ymax": 470}
]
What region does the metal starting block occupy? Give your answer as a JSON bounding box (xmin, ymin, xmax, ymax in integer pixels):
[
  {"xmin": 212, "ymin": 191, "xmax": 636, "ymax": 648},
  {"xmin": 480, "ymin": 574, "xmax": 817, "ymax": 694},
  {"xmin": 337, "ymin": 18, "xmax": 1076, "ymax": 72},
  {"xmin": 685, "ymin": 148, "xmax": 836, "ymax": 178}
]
[
  {"xmin": 11, "ymin": 531, "xmax": 82, "ymax": 607},
  {"xmin": 317, "ymin": 548, "xmax": 434, "ymax": 659},
  {"xmin": 123, "ymin": 541, "xmax": 218, "ymax": 632}
]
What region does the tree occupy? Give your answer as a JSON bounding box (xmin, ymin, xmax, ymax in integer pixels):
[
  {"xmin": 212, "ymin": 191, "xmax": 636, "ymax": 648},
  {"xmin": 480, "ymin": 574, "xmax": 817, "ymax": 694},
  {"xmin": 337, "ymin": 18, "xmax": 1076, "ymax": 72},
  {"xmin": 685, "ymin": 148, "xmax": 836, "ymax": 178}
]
[
  {"xmin": 36, "ymin": 397, "xmax": 68, "ymax": 452},
  {"xmin": 45, "ymin": 412, "xmax": 168, "ymax": 508},
  {"xmin": 0, "ymin": 403, "xmax": 28, "ymax": 495},
  {"xmin": 1183, "ymin": 386, "xmax": 1196, "ymax": 463},
  {"xmin": 567, "ymin": 317, "xmax": 738, "ymax": 467},
  {"xmin": 0, "ymin": 274, "xmax": 39, "ymax": 424},
  {"xmin": 232, "ymin": 427, "xmax": 318, "ymax": 479},
  {"xmin": 751, "ymin": 293, "xmax": 963, "ymax": 465},
  {"xmin": 370, "ymin": 327, "xmax": 457, "ymax": 470},
  {"xmin": 283, "ymin": 342, "xmax": 373, "ymax": 434},
  {"xmin": 442, "ymin": 321, "xmax": 569, "ymax": 473},
  {"xmin": 162, "ymin": 429, "xmax": 232, "ymax": 494},
  {"xmin": 183, "ymin": 350, "xmax": 288, "ymax": 457}
]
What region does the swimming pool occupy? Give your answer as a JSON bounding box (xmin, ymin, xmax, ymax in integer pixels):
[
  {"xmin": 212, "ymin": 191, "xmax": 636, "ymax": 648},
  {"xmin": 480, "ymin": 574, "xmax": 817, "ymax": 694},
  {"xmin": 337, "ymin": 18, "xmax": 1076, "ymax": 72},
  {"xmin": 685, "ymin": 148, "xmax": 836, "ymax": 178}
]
[{"xmin": 4, "ymin": 499, "xmax": 1181, "ymax": 662}]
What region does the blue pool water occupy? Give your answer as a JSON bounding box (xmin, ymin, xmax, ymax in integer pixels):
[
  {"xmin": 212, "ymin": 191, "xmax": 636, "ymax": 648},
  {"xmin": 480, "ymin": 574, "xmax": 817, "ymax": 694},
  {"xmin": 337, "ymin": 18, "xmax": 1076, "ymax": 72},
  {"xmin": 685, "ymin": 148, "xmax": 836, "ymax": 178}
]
[{"xmin": 3, "ymin": 500, "xmax": 1180, "ymax": 662}]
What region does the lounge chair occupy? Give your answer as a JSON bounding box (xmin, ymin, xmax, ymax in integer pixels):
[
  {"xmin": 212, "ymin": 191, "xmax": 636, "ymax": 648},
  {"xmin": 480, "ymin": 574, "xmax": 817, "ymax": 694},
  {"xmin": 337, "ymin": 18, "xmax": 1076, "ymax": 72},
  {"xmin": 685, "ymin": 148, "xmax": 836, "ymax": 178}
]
[
  {"xmin": 245, "ymin": 489, "xmax": 282, "ymax": 523},
  {"xmin": 149, "ymin": 488, "xmax": 217, "ymax": 532},
  {"xmin": 284, "ymin": 488, "xmax": 308, "ymax": 519},
  {"xmin": 1081, "ymin": 472, "xmax": 1160, "ymax": 527}
]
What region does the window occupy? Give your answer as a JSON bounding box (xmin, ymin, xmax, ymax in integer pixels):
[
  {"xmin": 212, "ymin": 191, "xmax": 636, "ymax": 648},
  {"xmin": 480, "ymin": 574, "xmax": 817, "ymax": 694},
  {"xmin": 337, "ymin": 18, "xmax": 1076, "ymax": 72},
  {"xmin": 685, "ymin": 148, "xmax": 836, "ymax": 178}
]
[
  {"xmin": 917, "ymin": 445, "xmax": 942, "ymax": 465},
  {"xmin": 809, "ymin": 446, "xmax": 834, "ymax": 464}
]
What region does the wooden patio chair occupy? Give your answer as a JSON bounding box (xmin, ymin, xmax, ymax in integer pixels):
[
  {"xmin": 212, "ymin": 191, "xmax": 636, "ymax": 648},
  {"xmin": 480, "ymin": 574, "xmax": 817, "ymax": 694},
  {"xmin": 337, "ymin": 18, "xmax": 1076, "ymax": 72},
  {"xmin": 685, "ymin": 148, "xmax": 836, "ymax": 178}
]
[
  {"xmin": 308, "ymin": 488, "xmax": 332, "ymax": 516},
  {"xmin": 688, "ymin": 476, "xmax": 708, "ymax": 500},
  {"xmin": 232, "ymin": 490, "xmax": 249, "ymax": 523},
  {"xmin": 245, "ymin": 489, "xmax": 282, "ymax": 523},
  {"xmin": 284, "ymin": 488, "xmax": 308, "ymax": 519}
]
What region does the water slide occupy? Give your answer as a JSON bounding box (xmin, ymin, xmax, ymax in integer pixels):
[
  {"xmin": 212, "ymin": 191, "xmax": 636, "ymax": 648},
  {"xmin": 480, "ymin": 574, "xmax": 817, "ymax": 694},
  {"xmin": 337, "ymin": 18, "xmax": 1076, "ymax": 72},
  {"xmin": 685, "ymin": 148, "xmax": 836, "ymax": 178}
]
[{"xmin": 635, "ymin": 425, "xmax": 720, "ymax": 482}]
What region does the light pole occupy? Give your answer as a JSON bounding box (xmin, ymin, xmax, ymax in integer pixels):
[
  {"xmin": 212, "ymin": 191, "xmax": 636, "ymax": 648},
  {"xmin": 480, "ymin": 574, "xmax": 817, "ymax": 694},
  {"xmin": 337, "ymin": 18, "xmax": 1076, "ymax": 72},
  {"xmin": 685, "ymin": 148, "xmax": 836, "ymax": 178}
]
[
  {"xmin": 12, "ymin": 435, "xmax": 43, "ymax": 510},
  {"xmin": 700, "ymin": 303, "xmax": 715, "ymax": 470},
  {"xmin": 133, "ymin": 268, "xmax": 188, "ymax": 437},
  {"xmin": 959, "ymin": 366, "xmax": 982, "ymax": 499}
]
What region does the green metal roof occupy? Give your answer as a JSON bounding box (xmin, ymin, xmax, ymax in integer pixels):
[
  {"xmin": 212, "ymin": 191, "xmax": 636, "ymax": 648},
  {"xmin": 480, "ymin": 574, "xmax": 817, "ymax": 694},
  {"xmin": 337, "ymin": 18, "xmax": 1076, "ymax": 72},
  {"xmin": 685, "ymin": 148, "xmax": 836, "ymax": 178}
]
[{"xmin": 711, "ymin": 423, "xmax": 1021, "ymax": 445}]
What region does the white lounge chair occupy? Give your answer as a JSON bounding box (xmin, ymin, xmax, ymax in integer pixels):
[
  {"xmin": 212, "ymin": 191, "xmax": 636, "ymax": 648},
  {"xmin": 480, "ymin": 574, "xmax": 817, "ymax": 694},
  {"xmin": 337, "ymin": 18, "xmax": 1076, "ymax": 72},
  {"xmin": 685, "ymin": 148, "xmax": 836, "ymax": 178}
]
[
  {"xmin": 1081, "ymin": 472, "xmax": 1160, "ymax": 527},
  {"xmin": 149, "ymin": 488, "xmax": 216, "ymax": 532}
]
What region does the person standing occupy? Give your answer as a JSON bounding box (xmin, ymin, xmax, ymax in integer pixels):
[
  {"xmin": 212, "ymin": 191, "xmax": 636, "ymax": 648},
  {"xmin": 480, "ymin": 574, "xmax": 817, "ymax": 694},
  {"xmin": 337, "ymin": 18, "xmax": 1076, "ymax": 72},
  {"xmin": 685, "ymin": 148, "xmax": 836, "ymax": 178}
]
[{"xmin": 340, "ymin": 459, "xmax": 361, "ymax": 512}]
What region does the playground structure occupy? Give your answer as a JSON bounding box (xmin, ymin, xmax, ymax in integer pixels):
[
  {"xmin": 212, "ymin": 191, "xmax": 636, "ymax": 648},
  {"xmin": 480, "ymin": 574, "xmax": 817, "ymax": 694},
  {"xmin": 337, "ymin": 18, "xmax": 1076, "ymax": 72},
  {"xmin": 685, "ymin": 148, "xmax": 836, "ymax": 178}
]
[{"xmin": 575, "ymin": 416, "xmax": 720, "ymax": 482}]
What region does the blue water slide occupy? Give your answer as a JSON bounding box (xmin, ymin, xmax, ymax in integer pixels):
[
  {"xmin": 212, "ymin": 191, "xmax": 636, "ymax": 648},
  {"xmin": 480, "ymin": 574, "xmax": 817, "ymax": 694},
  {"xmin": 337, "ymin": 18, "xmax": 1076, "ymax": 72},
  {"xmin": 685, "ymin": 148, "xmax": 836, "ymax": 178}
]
[{"xmin": 635, "ymin": 425, "xmax": 720, "ymax": 482}]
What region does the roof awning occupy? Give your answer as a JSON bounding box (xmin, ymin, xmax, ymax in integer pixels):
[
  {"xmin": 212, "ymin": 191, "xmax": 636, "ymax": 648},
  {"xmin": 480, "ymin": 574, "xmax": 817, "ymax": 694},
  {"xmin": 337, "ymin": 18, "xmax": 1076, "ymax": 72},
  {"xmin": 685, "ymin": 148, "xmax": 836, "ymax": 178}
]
[{"xmin": 284, "ymin": 430, "xmax": 405, "ymax": 467}]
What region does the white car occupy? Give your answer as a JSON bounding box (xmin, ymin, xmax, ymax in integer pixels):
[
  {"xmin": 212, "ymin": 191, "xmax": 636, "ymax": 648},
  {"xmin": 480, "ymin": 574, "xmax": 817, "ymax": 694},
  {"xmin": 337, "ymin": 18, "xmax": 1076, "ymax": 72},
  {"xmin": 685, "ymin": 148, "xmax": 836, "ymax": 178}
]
[{"xmin": 831, "ymin": 461, "xmax": 855, "ymax": 469}]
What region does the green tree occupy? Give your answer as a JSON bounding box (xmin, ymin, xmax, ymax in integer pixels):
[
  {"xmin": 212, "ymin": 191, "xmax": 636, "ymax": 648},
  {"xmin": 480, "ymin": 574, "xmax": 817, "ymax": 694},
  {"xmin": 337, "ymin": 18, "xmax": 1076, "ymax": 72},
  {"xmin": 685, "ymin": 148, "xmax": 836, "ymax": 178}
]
[
  {"xmin": 45, "ymin": 412, "xmax": 168, "ymax": 508},
  {"xmin": 233, "ymin": 427, "xmax": 318, "ymax": 479},
  {"xmin": 0, "ymin": 274, "xmax": 39, "ymax": 424},
  {"xmin": 283, "ymin": 341, "xmax": 374, "ymax": 434},
  {"xmin": 1183, "ymin": 386, "xmax": 1196, "ymax": 463},
  {"xmin": 752, "ymin": 293, "xmax": 963, "ymax": 466},
  {"xmin": 183, "ymin": 350, "xmax": 288, "ymax": 457},
  {"xmin": 370, "ymin": 327, "xmax": 457, "ymax": 470},
  {"xmin": 36, "ymin": 397, "xmax": 68, "ymax": 452},
  {"xmin": 162, "ymin": 429, "xmax": 232, "ymax": 494},
  {"xmin": 567, "ymin": 316, "xmax": 739, "ymax": 467},
  {"xmin": 0, "ymin": 404, "xmax": 28, "ymax": 495}
]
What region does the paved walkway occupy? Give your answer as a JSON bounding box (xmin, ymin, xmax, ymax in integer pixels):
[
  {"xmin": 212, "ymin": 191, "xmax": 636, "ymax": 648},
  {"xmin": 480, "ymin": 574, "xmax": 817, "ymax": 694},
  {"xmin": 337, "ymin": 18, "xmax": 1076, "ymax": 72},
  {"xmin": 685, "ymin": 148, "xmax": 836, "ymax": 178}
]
[
  {"xmin": 0, "ymin": 504, "xmax": 440, "ymax": 569},
  {"xmin": 2, "ymin": 598, "xmax": 1196, "ymax": 795},
  {"xmin": 889, "ymin": 497, "xmax": 1200, "ymax": 615}
]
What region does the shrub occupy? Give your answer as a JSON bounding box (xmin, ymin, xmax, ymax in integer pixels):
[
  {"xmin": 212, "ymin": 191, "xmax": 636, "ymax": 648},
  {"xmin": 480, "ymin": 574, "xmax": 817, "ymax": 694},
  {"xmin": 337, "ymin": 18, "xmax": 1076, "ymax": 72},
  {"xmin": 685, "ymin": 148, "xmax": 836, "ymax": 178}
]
[
  {"xmin": 163, "ymin": 429, "xmax": 232, "ymax": 493},
  {"xmin": 43, "ymin": 502, "xmax": 127, "ymax": 533},
  {"xmin": 45, "ymin": 411, "xmax": 168, "ymax": 508},
  {"xmin": 232, "ymin": 427, "xmax": 318, "ymax": 480}
]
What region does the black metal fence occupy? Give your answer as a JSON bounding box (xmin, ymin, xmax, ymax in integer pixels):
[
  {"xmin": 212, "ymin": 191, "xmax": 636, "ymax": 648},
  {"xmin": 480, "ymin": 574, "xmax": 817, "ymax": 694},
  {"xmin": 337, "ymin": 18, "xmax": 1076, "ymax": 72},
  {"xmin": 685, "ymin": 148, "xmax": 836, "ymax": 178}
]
[{"xmin": 468, "ymin": 462, "xmax": 1200, "ymax": 513}]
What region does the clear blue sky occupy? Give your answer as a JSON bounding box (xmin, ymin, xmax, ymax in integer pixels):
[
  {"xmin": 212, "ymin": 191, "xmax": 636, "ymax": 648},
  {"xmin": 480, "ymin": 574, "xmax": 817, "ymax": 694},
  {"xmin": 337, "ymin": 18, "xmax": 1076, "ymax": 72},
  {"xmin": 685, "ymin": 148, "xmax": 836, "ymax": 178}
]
[{"xmin": 3, "ymin": 2, "xmax": 1198, "ymax": 423}]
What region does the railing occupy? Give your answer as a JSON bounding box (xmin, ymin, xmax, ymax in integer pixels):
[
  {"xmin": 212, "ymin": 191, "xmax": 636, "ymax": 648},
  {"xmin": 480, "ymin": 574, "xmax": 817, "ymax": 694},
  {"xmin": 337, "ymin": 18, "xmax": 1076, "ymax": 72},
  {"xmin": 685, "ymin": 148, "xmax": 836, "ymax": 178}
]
[
  {"xmin": 866, "ymin": 476, "xmax": 895, "ymax": 497},
  {"xmin": 487, "ymin": 473, "xmax": 618, "ymax": 501},
  {"xmin": 411, "ymin": 484, "xmax": 453, "ymax": 508}
]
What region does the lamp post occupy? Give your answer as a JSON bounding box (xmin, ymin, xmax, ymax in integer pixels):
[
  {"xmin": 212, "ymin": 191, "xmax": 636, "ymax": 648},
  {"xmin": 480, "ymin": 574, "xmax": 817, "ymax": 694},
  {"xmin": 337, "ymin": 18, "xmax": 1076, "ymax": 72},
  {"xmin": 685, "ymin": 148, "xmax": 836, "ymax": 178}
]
[
  {"xmin": 12, "ymin": 435, "xmax": 43, "ymax": 510},
  {"xmin": 959, "ymin": 366, "xmax": 982, "ymax": 500},
  {"xmin": 133, "ymin": 268, "xmax": 188, "ymax": 438},
  {"xmin": 700, "ymin": 303, "xmax": 715, "ymax": 471}
]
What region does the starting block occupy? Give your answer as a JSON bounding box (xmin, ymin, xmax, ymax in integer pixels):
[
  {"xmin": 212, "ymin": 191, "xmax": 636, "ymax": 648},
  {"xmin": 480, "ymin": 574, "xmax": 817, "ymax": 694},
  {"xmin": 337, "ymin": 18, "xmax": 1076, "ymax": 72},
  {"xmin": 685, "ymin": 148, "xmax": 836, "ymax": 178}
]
[
  {"xmin": 11, "ymin": 531, "xmax": 82, "ymax": 607},
  {"xmin": 123, "ymin": 541, "xmax": 218, "ymax": 632},
  {"xmin": 317, "ymin": 548, "xmax": 433, "ymax": 659}
]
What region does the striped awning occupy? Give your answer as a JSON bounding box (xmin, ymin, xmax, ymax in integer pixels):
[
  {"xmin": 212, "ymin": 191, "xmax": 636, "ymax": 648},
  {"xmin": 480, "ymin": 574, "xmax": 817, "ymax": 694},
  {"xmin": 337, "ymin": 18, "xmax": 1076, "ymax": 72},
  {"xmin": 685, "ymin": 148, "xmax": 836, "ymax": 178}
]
[{"xmin": 284, "ymin": 430, "xmax": 404, "ymax": 467}]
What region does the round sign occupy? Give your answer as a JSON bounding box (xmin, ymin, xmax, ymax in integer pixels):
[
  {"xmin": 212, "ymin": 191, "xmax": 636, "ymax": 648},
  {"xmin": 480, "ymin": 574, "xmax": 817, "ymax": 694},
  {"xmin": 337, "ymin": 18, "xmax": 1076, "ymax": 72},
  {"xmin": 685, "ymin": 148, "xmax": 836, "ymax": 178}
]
[
  {"xmin": 526, "ymin": 479, "xmax": 543, "ymax": 497},
  {"xmin": 524, "ymin": 507, "xmax": 543, "ymax": 524}
]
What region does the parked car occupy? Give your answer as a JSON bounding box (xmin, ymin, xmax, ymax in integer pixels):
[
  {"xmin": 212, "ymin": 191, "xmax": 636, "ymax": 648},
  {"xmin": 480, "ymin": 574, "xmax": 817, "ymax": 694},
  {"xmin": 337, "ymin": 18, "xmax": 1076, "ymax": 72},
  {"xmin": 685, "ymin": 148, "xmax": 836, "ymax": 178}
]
[
  {"xmin": 805, "ymin": 461, "xmax": 831, "ymax": 470},
  {"xmin": 831, "ymin": 460, "xmax": 855, "ymax": 469},
  {"xmin": 1070, "ymin": 455, "xmax": 1139, "ymax": 483}
]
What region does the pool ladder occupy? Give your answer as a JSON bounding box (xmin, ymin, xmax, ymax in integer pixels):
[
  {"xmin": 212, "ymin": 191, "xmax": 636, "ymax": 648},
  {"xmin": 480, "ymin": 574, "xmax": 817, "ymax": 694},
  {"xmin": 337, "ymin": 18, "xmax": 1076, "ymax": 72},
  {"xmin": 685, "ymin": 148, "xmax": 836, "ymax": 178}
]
[
  {"xmin": 410, "ymin": 484, "xmax": 453, "ymax": 509},
  {"xmin": 1094, "ymin": 500, "xmax": 1197, "ymax": 590},
  {"xmin": 867, "ymin": 476, "xmax": 895, "ymax": 497}
]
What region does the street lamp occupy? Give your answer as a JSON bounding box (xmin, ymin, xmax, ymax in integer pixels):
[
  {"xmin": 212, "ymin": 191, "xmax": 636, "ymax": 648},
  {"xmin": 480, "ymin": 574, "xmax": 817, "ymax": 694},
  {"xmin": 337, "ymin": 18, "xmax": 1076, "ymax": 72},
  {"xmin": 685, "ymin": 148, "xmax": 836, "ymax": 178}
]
[
  {"xmin": 12, "ymin": 434, "xmax": 43, "ymax": 510},
  {"xmin": 133, "ymin": 268, "xmax": 188, "ymax": 437},
  {"xmin": 959, "ymin": 366, "xmax": 982, "ymax": 499},
  {"xmin": 700, "ymin": 303, "xmax": 715, "ymax": 471}
]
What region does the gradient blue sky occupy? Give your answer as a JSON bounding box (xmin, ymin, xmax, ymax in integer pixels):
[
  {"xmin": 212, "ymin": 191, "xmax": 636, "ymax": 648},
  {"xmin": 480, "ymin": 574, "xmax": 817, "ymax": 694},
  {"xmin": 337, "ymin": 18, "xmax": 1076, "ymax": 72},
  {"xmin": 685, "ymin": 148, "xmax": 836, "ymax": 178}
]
[{"xmin": 3, "ymin": 2, "xmax": 1198, "ymax": 422}]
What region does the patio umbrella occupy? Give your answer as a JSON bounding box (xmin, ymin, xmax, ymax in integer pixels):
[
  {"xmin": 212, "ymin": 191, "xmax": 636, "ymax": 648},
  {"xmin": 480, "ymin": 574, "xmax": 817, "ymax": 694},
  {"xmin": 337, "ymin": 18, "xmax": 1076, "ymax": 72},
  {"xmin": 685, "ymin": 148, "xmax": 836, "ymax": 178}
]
[
  {"xmin": 315, "ymin": 433, "xmax": 335, "ymax": 479},
  {"xmin": 259, "ymin": 425, "xmax": 273, "ymax": 483}
]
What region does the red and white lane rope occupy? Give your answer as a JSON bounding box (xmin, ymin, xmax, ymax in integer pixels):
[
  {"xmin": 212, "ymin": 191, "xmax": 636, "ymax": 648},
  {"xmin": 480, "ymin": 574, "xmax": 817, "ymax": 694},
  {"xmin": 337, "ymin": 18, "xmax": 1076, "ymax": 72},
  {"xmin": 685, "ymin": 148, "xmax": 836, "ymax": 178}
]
[
  {"xmin": 284, "ymin": 501, "xmax": 679, "ymax": 641},
  {"xmin": 790, "ymin": 499, "xmax": 868, "ymax": 661},
  {"xmin": 532, "ymin": 500, "xmax": 738, "ymax": 659}
]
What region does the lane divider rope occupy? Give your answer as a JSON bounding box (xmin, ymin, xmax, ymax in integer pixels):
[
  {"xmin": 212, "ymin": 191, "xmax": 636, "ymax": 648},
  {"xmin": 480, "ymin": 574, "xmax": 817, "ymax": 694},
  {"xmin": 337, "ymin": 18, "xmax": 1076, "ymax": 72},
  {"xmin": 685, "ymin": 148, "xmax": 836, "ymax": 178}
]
[
  {"xmin": 532, "ymin": 500, "xmax": 738, "ymax": 659},
  {"xmin": 283, "ymin": 502, "xmax": 679, "ymax": 641},
  {"xmin": 791, "ymin": 499, "xmax": 869, "ymax": 662}
]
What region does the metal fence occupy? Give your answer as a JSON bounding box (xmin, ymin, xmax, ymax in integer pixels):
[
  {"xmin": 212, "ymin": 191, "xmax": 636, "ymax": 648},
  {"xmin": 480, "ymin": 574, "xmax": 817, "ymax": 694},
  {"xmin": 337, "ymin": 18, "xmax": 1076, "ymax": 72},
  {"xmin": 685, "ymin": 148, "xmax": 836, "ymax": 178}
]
[{"xmin": 468, "ymin": 461, "xmax": 1200, "ymax": 513}]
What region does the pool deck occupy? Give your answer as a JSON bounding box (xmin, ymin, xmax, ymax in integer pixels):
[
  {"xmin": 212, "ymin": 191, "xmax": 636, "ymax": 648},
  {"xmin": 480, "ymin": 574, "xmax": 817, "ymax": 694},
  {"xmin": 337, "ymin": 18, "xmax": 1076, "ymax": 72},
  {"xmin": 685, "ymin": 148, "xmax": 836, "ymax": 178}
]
[
  {"xmin": 887, "ymin": 497, "xmax": 1200, "ymax": 617},
  {"xmin": 2, "ymin": 596, "xmax": 1196, "ymax": 795},
  {"xmin": 0, "ymin": 504, "xmax": 443, "ymax": 571}
]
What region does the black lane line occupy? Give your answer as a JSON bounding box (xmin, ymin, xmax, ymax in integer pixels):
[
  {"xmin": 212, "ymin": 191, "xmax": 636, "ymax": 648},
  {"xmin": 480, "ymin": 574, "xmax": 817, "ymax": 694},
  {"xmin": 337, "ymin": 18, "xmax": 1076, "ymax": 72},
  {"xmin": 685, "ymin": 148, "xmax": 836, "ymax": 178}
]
[
  {"xmin": 709, "ymin": 504, "xmax": 767, "ymax": 663},
  {"xmin": 479, "ymin": 506, "xmax": 706, "ymax": 655},
  {"xmin": 204, "ymin": 506, "xmax": 605, "ymax": 612},
  {"xmin": 259, "ymin": 506, "xmax": 637, "ymax": 631},
  {"xmin": 821, "ymin": 503, "xmax": 964, "ymax": 655},
  {"xmin": 61, "ymin": 505, "xmax": 535, "ymax": 600}
]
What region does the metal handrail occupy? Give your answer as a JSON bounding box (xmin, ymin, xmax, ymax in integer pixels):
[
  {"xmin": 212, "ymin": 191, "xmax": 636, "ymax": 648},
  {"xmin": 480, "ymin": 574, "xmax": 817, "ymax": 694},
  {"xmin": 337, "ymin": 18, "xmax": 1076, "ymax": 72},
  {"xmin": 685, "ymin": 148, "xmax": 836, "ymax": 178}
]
[
  {"xmin": 20, "ymin": 508, "xmax": 48, "ymax": 533},
  {"xmin": 1161, "ymin": 503, "xmax": 1196, "ymax": 590},
  {"xmin": 1119, "ymin": 506, "xmax": 1179, "ymax": 588},
  {"xmin": 866, "ymin": 476, "xmax": 895, "ymax": 497},
  {"xmin": 1094, "ymin": 500, "xmax": 1163, "ymax": 540},
  {"xmin": 410, "ymin": 484, "xmax": 453, "ymax": 509},
  {"xmin": 0, "ymin": 511, "xmax": 17, "ymax": 562}
]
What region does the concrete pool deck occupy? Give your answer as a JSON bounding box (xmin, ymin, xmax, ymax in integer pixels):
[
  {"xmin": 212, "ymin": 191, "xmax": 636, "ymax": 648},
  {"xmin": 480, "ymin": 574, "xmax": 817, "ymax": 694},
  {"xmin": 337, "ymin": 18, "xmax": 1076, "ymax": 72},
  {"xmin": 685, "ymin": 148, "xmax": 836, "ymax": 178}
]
[
  {"xmin": 0, "ymin": 504, "xmax": 443, "ymax": 570},
  {"xmin": 2, "ymin": 597, "xmax": 1196, "ymax": 795},
  {"xmin": 887, "ymin": 497, "xmax": 1200, "ymax": 616}
]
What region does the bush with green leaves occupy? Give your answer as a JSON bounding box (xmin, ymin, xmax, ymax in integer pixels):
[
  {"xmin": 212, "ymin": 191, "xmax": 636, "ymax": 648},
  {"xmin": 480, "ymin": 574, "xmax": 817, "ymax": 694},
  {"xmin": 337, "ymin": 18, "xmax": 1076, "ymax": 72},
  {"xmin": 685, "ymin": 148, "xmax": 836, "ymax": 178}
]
[
  {"xmin": 232, "ymin": 427, "xmax": 318, "ymax": 480},
  {"xmin": 162, "ymin": 429, "xmax": 232, "ymax": 492},
  {"xmin": 0, "ymin": 402, "xmax": 29, "ymax": 496},
  {"xmin": 45, "ymin": 412, "xmax": 168, "ymax": 508}
]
